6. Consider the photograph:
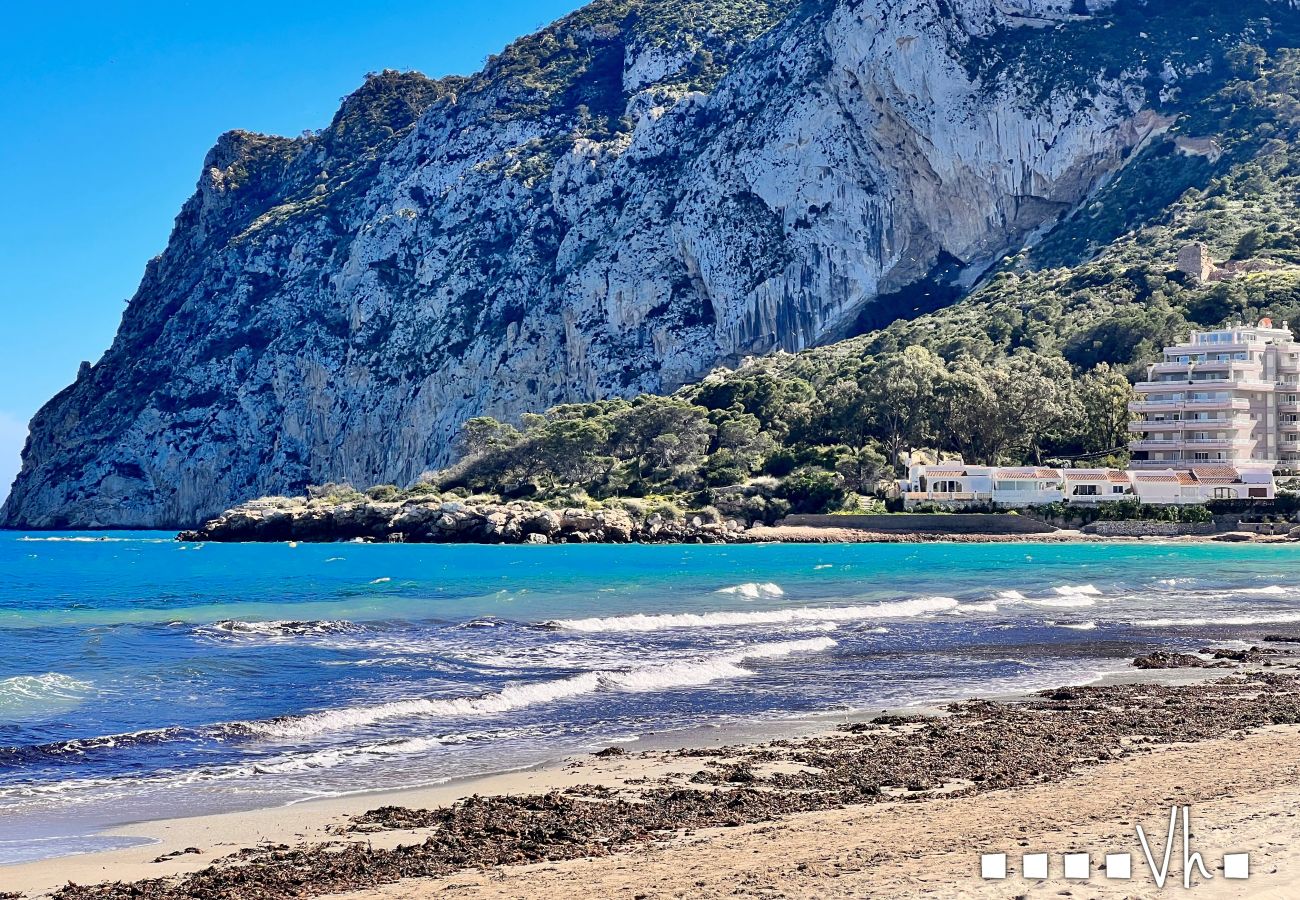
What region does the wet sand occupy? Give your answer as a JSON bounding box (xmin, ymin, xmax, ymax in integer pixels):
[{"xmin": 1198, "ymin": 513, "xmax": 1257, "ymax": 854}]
[{"xmin": 8, "ymin": 656, "xmax": 1300, "ymax": 899}]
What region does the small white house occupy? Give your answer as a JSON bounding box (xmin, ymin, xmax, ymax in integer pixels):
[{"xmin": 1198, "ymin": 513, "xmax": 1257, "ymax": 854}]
[
  {"xmin": 988, "ymin": 468, "xmax": 1064, "ymax": 506},
  {"xmin": 903, "ymin": 462, "xmax": 995, "ymax": 506},
  {"xmin": 1128, "ymin": 470, "xmax": 1198, "ymax": 505},
  {"xmin": 1062, "ymin": 469, "xmax": 1133, "ymax": 503}
]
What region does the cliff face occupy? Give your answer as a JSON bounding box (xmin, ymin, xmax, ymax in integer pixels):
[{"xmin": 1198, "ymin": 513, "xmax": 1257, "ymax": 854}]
[{"xmin": 2, "ymin": 0, "xmax": 1273, "ymax": 527}]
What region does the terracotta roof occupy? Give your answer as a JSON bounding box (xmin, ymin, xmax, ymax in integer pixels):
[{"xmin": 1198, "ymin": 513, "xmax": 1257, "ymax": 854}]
[
  {"xmin": 1134, "ymin": 474, "xmax": 1179, "ymax": 483},
  {"xmin": 1063, "ymin": 469, "xmax": 1129, "ymax": 483},
  {"xmin": 1176, "ymin": 473, "xmax": 1198, "ymax": 486},
  {"xmin": 1189, "ymin": 466, "xmax": 1241, "ymax": 484},
  {"xmin": 995, "ymin": 468, "xmax": 1061, "ymax": 479}
]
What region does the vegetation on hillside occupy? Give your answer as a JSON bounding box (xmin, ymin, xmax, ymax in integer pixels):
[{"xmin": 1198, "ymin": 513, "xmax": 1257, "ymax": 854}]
[{"xmin": 290, "ymin": 24, "xmax": 1300, "ymax": 522}]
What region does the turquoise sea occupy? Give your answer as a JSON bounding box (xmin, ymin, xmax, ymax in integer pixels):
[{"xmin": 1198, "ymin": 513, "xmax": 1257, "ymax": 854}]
[{"xmin": 2, "ymin": 532, "xmax": 1299, "ymax": 864}]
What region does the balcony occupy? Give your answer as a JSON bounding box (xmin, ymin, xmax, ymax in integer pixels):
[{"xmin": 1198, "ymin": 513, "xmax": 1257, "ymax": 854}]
[
  {"xmin": 1129, "ymin": 398, "xmax": 1249, "ymax": 412},
  {"xmin": 1129, "ymin": 417, "xmax": 1252, "ymax": 432},
  {"xmin": 1130, "ymin": 420, "xmax": 1185, "ymax": 432},
  {"xmin": 1152, "ymin": 359, "xmax": 1254, "ymax": 374},
  {"xmin": 1135, "ymin": 375, "xmax": 1273, "ymax": 392},
  {"xmin": 1185, "ymin": 397, "xmax": 1252, "ymax": 410},
  {"xmin": 1129, "ymin": 439, "xmax": 1185, "ymax": 451},
  {"xmin": 1171, "ymin": 341, "xmax": 1252, "ymax": 354},
  {"xmin": 1182, "ymin": 438, "xmax": 1255, "ymax": 449},
  {"xmin": 1129, "ymin": 399, "xmax": 1182, "ymax": 413},
  {"xmin": 1130, "ymin": 438, "xmax": 1253, "ymax": 451}
]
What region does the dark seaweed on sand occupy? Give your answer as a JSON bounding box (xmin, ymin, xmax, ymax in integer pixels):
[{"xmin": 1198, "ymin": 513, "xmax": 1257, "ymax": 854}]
[{"xmin": 48, "ymin": 671, "xmax": 1300, "ymax": 900}]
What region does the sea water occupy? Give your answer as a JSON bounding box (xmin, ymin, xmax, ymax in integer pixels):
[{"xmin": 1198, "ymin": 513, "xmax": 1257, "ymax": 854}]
[{"xmin": 1, "ymin": 531, "xmax": 1298, "ymax": 864}]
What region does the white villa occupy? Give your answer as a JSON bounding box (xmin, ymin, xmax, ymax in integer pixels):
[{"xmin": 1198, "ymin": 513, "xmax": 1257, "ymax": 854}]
[
  {"xmin": 901, "ymin": 460, "xmax": 1274, "ymax": 510},
  {"xmin": 1130, "ymin": 319, "xmax": 1300, "ymax": 471}
]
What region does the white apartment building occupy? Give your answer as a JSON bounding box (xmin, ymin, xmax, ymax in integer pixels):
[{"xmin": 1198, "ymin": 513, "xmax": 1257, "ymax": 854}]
[
  {"xmin": 902, "ymin": 461, "xmax": 1274, "ymax": 509},
  {"xmin": 1130, "ymin": 319, "xmax": 1300, "ymax": 472}
]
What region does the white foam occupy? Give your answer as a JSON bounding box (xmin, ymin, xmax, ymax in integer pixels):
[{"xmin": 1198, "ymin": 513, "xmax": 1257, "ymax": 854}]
[
  {"xmin": 952, "ymin": 602, "xmax": 999, "ymax": 614},
  {"xmin": 1026, "ymin": 597, "xmax": 1096, "ymax": 608},
  {"xmin": 994, "ymin": 590, "xmax": 1027, "ymax": 602},
  {"xmin": 244, "ymin": 638, "xmax": 836, "ymax": 739},
  {"xmin": 546, "ymin": 597, "xmax": 959, "ymax": 633},
  {"xmin": 206, "ymin": 620, "xmax": 359, "ymax": 638},
  {"xmin": 715, "ymin": 582, "xmax": 784, "ymax": 600},
  {"xmin": 1056, "ymin": 621, "xmax": 1098, "ymax": 631},
  {"xmin": 1053, "ymin": 584, "xmax": 1102, "ymax": 597},
  {"xmin": 1136, "ymin": 612, "xmax": 1300, "ymax": 628},
  {"xmin": 1233, "ymin": 586, "xmax": 1287, "ymax": 595},
  {"xmin": 0, "ymin": 674, "xmax": 94, "ymax": 718},
  {"xmin": 370, "ymin": 577, "xmax": 392, "ymax": 584}
]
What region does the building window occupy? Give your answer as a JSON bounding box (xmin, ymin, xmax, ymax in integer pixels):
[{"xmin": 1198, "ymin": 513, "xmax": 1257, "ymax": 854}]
[{"xmin": 1072, "ymin": 485, "xmax": 1100, "ymax": 497}]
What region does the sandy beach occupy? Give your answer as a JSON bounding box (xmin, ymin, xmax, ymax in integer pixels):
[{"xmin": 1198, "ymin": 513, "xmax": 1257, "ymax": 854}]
[{"xmin": 7, "ymin": 656, "xmax": 1300, "ymax": 900}]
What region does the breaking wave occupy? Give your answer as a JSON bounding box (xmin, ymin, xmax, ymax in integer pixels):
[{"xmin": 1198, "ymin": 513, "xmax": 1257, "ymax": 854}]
[
  {"xmin": 241, "ymin": 638, "xmax": 836, "ymax": 739},
  {"xmin": 543, "ymin": 597, "xmax": 959, "ymax": 633},
  {"xmin": 0, "ymin": 674, "xmax": 94, "ymax": 717},
  {"xmin": 1054, "ymin": 584, "xmax": 1102, "ymax": 597},
  {"xmin": 716, "ymin": 582, "xmax": 784, "ymax": 600},
  {"xmin": 205, "ymin": 620, "xmax": 362, "ymax": 638},
  {"xmin": 1232, "ymin": 586, "xmax": 1288, "ymax": 596}
]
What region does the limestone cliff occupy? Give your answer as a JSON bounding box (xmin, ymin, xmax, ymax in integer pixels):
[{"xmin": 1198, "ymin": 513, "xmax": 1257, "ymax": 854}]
[{"xmin": 4, "ymin": 0, "xmax": 1285, "ymax": 527}]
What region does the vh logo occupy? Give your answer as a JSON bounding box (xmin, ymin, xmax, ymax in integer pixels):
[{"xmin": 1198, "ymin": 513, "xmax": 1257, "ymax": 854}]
[{"xmin": 981, "ymin": 806, "xmax": 1250, "ymax": 887}]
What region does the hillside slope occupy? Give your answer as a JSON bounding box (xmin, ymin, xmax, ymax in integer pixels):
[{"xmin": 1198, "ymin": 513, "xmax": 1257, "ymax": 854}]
[{"xmin": 5, "ymin": 0, "xmax": 1295, "ymax": 527}]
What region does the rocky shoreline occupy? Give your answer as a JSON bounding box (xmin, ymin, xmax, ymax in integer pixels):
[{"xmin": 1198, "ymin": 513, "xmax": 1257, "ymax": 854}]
[
  {"xmin": 176, "ymin": 495, "xmax": 1300, "ymax": 546},
  {"xmin": 178, "ymin": 496, "xmax": 751, "ymax": 544},
  {"xmin": 40, "ymin": 656, "xmax": 1300, "ymax": 900}
]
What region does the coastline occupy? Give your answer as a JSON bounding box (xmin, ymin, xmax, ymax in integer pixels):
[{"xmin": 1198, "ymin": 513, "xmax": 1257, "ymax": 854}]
[
  {"xmin": 173, "ymin": 494, "xmax": 1300, "ymax": 547},
  {"xmin": 8, "ymin": 658, "xmax": 1300, "ymax": 899}
]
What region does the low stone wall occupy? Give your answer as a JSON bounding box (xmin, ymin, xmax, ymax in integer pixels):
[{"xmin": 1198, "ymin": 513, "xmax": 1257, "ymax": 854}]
[
  {"xmin": 779, "ymin": 514, "xmax": 1057, "ymax": 535},
  {"xmin": 1081, "ymin": 520, "xmax": 1216, "ymax": 538}
]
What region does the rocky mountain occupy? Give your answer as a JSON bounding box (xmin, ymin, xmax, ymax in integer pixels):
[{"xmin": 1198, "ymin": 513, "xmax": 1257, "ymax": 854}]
[{"xmin": 5, "ymin": 0, "xmax": 1296, "ymax": 528}]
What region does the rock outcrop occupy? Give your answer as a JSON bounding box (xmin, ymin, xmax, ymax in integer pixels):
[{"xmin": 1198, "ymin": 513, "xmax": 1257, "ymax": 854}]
[
  {"xmin": 4, "ymin": 0, "xmax": 1274, "ymax": 527},
  {"xmin": 179, "ymin": 496, "xmax": 749, "ymax": 544}
]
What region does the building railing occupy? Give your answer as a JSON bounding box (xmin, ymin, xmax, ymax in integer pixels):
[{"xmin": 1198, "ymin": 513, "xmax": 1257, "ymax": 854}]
[
  {"xmin": 1129, "ymin": 398, "xmax": 1251, "ymax": 412},
  {"xmin": 1135, "ymin": 378, "xmax": 1275, "ymax": 391},
  {"xmin": 1129, "ymin": 417, "xmax": 1252, "ymax": 431}
]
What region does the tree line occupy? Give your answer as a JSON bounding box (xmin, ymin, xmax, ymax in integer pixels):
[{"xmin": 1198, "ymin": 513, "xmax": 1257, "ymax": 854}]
[{"xmin": 434, "ymin": 348, "xmax": 1134, "ymax": 512}]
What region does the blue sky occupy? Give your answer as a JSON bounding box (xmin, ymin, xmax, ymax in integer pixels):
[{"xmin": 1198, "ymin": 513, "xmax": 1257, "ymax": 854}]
[{"xmin": 0, "ymin": 0, "xmax": 584, "ymax": 501}]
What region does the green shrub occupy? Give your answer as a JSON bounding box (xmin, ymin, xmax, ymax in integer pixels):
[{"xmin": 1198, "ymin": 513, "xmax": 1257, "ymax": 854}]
[
  {"xmin": 775, "ymin": 469, "xmax": 847, "ymax": 515},
  {"xmin": 365, "ymin": 484, "xmax": 400, "ymax": 502}
]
